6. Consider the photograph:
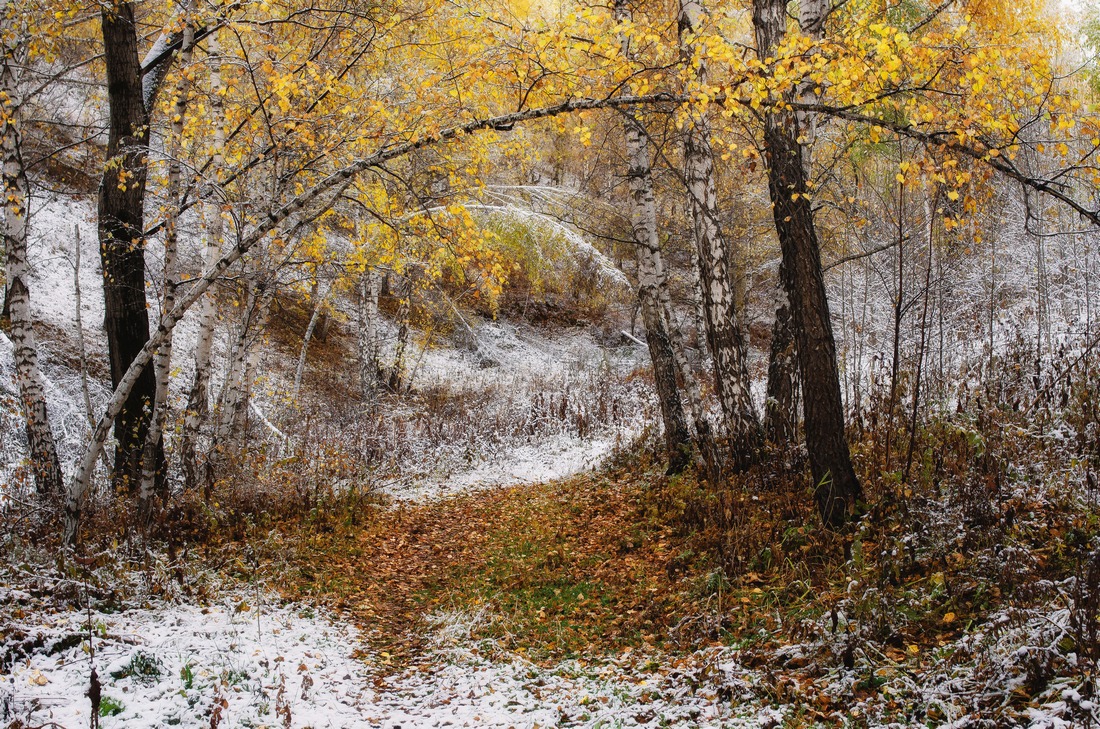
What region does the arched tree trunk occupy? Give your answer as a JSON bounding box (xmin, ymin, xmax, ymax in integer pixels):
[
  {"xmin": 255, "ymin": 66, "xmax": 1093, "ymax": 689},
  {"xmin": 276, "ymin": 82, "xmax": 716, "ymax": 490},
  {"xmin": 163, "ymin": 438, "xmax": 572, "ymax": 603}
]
[
  {"xmin": 753, "ymin": 0, "xmax": 862, "ymax": 526},
  {"xmin": 677, "ymin": 0, "xmax": 762, "ymax": 467},
  {"xmin": 1, "ymin": 25, "xmax": 62, "ymax": 497}
]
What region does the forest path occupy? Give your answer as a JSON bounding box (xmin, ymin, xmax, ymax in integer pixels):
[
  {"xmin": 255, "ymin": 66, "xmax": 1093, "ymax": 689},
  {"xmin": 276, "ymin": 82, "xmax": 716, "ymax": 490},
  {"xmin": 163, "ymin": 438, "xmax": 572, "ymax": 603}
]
[
  {"xmin": 278, "ymin": 471, "xmax": 679, "ymax": 662},
  {"xmin": 262, "ymin": 470, "xmax": 781, "ymax": 727}
]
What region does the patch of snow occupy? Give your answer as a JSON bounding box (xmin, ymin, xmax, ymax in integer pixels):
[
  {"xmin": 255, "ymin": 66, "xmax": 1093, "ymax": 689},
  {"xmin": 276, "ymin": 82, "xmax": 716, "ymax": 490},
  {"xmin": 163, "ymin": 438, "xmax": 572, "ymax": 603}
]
[
  {"xmin": 3, "ymin": 590, "xmax": 372, "ymax": 729},
  {"xmin": 394, "ymin": 425, "xmax": 646, "ymax": 501},
  {"xmin": 2, "ymin": 592, "xmax": 785, "ymax": 729}
]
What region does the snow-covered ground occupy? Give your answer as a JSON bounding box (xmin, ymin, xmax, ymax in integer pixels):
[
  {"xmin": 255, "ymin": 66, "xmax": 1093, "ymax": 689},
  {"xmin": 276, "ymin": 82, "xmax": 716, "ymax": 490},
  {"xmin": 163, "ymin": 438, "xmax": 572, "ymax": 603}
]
[
  {"xmin": 8, "ymin": 577, "xmax": 1096, "ymax": 728},
  {"xmin": 1, "ymin": 586, "xmax": 783, "ymax": 729}
]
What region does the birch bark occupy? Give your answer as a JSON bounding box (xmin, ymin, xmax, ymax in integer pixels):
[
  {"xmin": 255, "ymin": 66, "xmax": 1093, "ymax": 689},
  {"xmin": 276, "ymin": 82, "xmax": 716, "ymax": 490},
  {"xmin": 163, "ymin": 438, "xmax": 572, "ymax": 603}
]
[
  {"xmin": 615, "ymin": 0, "xmax": 692, "ymax": 473},
  {"xmin": 678, "ymin": 0, "xmax": 762, "ymax": 465},
  {"xmin": 140, "ymin": 7, "xmax": 195, "ymax": 506},
  {"xmin": 181, "ymin": 31, "xmax": 225, "ymax": 490},
  {"xmin": 357, "ymin": 267, "xmax": 382, "ymax": 400},
  {"xmin": 1, "ymin": 17, "xmax": 62, "ymax": 496}
]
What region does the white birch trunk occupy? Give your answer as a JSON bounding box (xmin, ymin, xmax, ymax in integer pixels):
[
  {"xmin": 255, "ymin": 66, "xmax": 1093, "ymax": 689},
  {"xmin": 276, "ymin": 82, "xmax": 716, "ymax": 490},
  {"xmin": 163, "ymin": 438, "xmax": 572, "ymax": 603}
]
[
  {"xmin": 293, "ymin": 280, "xmax": 329, "ymax": 399},
  {"xmin": 73, "ymin": 224, "xmax": 95, "ymax": 427},
  {"xmin": 140, "ymin": 7, "xmax": 195, "ymax": 505},
  {"xmin": 796, "ymin": 0, "xmax": 828, "ymax": 159},
  {"xmin": 388, "ymin": 272, "xmax": 413, "ymax": 392},
  {"xmin": 357, "ymin": 267, "xmax": 382, "ymax": 400},
  {"xmin": 2, "ymin": 21, "xmax": 63, "ymax": 496},
  {"xmin": 181, "ymin": 31, "xmax": 226, "ymax": 490},
  {"xmin": 217, "ymin": 284, "xmax": 258, "ymax": 442},
  {"xmin": 678, "ymin": 0, "xmax": 762, "ymax": 462}
]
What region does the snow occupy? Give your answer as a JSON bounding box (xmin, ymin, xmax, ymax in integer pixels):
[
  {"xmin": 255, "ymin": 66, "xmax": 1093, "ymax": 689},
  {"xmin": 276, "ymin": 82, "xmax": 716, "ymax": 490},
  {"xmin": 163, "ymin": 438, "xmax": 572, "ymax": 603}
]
[
  {"xmin": 3, "ymin": 588, "xmax": 373, "ymax": 728},
  {"xmin": 2, "ymin": 589, "xmax": 784, "ymax": 729},
  {"xmin": 395, "ymin": 427, "xmax": 645, "ymax": 500}
]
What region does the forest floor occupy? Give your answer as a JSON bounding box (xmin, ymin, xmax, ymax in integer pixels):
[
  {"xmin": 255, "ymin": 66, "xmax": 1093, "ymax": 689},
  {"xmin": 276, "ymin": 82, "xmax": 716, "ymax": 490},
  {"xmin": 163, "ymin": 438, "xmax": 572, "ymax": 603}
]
[
  {"xmin": 2, "ymin": 464, "xmax": 785, "ymax": 729},
  {"xmin": 5, "ymin": 454, "xmax": 1099, "ymax": 728}
]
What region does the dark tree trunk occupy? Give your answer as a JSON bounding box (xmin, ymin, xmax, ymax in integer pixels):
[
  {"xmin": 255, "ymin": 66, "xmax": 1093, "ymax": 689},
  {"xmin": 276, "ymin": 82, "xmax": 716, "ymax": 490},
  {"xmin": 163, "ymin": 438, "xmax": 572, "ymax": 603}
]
[
  {"xmin": 99, "ymin": 2, "xmax": 157, "ymax": 493},
  {"xmin": 754, "ymin": 0, "xmax": 862, "ymax": 526}
]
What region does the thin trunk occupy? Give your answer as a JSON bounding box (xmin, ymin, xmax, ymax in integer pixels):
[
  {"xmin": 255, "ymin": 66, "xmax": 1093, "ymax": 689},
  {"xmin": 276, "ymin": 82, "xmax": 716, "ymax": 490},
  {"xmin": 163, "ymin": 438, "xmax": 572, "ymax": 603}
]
[
  {"xmin": 754, "ymin": 0, "xmax": 862, "ymax": 526},
  {"xmin": 388, "ymin": 273, "xmax": 413, "ymax": 392},
  {"xmin": 233, "ymin": 336, "xmax": 264, "ymax": 436},
  {"xmin": 140, "ymin": 8, "xmax": 195, "ymax": 506},
  {"xmin": 1034, "ymin": 202, "xmax": 1048, "ymax": 385},
  {"xmin": 99, "ymin": 1, "xmax": 157, "ymax": 493},
  {"xmin": 678, "ymin": 0, "xmax": 762, "ymax": 466},
  {"xmin": 616, "ymin": 0, "xmax": 692, "ymax": 474},
  {"xmin": 2, "ymin": 30, "xmax": 63, "ymax": 496},
  {"xmin": 74, "ymin": 225, "xmax": 113, "ymax": 480},
  {"xmin": 764, "ymin": 258, "xmax": 798, "ymax": 445},
  {"xmin": 885, "ymin": 164, "xmax": 905, "ymax": 472},
  {"xmin": 357, "ymin": 267, "xmax": 382, "ymax": 400},
  {"xmin": 904, "ymin": 196, "xmax": 935, "ymax": 483},
  {"xmin": 181, "ymin": 32, "xmax": 225, "ymax": 491},
  {"xmin": 217, "ymin": 281, "xmax": 262, "ymax": 443},
  {"xmin": 293, "ymin": 281, "xmax": 328, "ymax": 399},
  {"xmin": 73, "ymin": 225, "xmax": 95, "ymax": 427}
]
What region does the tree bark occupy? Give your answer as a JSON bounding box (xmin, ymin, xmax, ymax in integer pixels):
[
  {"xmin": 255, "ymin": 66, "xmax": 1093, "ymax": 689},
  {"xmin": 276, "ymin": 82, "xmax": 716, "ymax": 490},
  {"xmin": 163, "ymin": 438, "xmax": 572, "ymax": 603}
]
[
  {"xmin": 625, "ymin": 119, "xmax": 693, "ymax": 474},
  {"xmin": 217, "ymin": 277, "xmax": 269, "ymax": 444},
  {"xmin": 140, "ymin": 6, "xmax": 195, "ymax": 507},
  {"xmin": 74, "ymin": 226, "xmax": 96, "ymax": 426},
  {"xmin": 293, "ymin": 280, "xmax": 329, "ymax": 399},
  {"xmin": 615, "ymin": 0, "xmax": 692, "ymax": 474},
  {"xmin": 754, "ymin": 0, "xmax": 862, "ymax": 526},
  {"xmin": 181, "ymin": 31, "xmax": 225, "ymax": 491},
  {"xmin": 1, "ymin": 27, "xmax": 63, "ymax": 497},
  {"xmin": 678, "ymin": 0, "xmax": 762, "ymax": 466},
  {"xmin": 388, "ymin": 272, "xmax": 413, "ymax": 392},
  {"xmin": 357, "ymin": 267, "xmax": 382, "ymax": 401},
  {"xmin": 99, "ymin": 1, "xmax": 157, "ymax": 493},
  {"xmin": 764, "ymin": 257, "xmax": 798, "ymax": 445}
]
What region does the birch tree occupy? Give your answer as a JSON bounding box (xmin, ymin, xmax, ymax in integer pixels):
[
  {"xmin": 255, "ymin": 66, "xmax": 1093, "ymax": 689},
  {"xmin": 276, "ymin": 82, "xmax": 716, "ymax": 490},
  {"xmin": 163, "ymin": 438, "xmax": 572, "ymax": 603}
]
[
  {"xmin": 1, "ymin": 3, "xmax": 62, "ymax": 496},
  {"xmin": 140, "ymin": 3, "xmax": 197, "ymax": 508},
  {"xmin": 677, "ymin": 0, "xmax": 762, "ymax": 466},
  {"xmin": 615, "ymin": 0, "xmax": 692, "ymax": 474},
  {"xmin": 181, "ymin": 30, "xmax": 226, "ymax": 491}
]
